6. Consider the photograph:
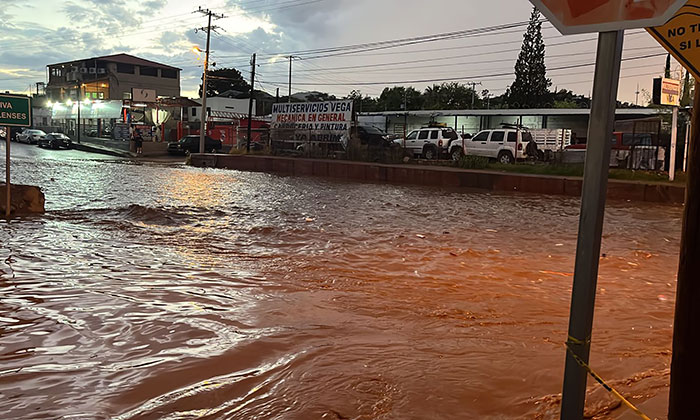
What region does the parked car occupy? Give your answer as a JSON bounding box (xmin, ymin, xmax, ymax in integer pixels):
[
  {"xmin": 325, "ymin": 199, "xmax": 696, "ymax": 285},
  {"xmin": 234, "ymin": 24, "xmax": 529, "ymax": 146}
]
[
  {"xmin": 167, "ymin": 135, "xmax": 222, "ymax": 155},
  {"xmin": 38, "ymin": 133, "xmax": 72, "ymax": 149},
  {"xmin": 298, "ymin": 126, "xmax": 395, "ymax": 154},
  {"xmin": 465, "ymin": 129, "xmax": 532, "ymax": 164},
  {"xmin": 16, "ymin": 129, "xmax": 47, "ymax": 145},
  {"xmin": 396, "ymin": 126, "xmax": 461, "ymax": 160},
  {"xmin": 352, "ymin": 125, "xmax": 395, "ymax": 147}
]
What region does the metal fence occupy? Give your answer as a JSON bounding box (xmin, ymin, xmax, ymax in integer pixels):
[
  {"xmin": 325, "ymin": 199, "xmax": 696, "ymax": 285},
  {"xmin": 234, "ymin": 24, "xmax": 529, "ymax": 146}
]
[
  {"xmin": 614, "ymin": 118, "xmax": 665, "ymax": 171},
  {"xmin": 268, "ymin": 128, "xmax": 406, "ymax": 163}
]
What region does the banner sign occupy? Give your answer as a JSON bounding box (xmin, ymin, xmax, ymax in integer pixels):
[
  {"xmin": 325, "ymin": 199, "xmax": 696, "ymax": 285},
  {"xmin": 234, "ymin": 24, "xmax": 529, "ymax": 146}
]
[
  {"xmin": 0, "ymin": 94, "xmax": 31, "ymax": 127},
  {"xmin": 271, "ymin": 100, "xmax": 353, "ymax": 142},
  {"xmin": 661, "ymin": 78, "xmax": 681, "ymax": 106}
]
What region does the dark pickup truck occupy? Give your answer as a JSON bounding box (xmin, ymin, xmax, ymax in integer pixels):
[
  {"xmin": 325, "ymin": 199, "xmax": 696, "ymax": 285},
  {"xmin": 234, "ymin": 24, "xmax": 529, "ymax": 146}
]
[{"xmin": 168, "ymin": 135, "xmax": 223, "ymax": 155}]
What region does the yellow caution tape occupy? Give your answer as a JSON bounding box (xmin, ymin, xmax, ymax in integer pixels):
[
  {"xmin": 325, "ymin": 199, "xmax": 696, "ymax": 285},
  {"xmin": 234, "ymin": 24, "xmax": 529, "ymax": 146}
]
[{"xmin": 565, "ymin": 340, "xmax": 651, "ymax": 420}]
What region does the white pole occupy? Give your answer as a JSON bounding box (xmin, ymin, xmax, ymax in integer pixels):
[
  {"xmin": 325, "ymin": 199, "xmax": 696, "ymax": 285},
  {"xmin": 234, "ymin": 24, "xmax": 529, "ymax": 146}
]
[
  {"xmin": 670, "ymin": 106, "xmax": 679, "ymax": 181},
  {"xmin": 684, "ymin": 120, "xmax": 690, "ymax": 172}
]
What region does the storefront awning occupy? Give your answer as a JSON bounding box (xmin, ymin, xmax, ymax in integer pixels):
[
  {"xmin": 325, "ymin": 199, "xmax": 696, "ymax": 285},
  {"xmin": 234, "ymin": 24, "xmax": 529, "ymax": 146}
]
[{"xmin": 51, "ymin": 100, "xmax": 123, "ymax": 119}]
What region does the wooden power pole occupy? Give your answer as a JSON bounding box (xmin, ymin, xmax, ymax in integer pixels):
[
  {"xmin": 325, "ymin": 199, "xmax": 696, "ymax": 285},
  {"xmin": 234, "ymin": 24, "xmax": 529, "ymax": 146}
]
[
  {"xmin": 246, "ymin": 53, "xmax": 256, "ymax": 152},
  {"xmin": 195, "ymin": 7, "xmax": 224, "ymax": 154}
]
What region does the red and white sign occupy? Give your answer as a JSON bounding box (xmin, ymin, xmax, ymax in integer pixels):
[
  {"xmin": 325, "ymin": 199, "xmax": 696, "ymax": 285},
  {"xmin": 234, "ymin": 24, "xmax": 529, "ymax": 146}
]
[
  {"xmin": 530, "ymin": 0, "xmax": 687, "ymax": 34},
  {"xmin": 660, "ymin": 78, "xmax": 681, "ymax": 106}
]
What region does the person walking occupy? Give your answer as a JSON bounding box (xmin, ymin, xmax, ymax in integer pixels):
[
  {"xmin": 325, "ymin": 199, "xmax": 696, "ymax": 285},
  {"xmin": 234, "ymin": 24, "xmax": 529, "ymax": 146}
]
[{"xmin": 134, "ymin": 129, "xmax": 143, "ymax": 155}]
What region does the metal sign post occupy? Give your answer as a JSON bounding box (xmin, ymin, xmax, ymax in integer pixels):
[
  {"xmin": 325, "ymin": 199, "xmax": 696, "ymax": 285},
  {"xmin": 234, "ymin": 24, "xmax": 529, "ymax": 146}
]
[
  {"xmin": 5, "ymin": 125, "xmax": 9, "ymax": 218},
  {"xmin": 560, "ymin": 30, "xmax": 624, "ymax": 420},
  {"xmin": 0, "ymin": 93, "xmax": 32, "ymax": 219}
]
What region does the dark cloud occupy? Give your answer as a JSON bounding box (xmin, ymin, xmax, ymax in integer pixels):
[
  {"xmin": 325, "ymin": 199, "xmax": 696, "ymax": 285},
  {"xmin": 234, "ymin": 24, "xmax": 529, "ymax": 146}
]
[
  {"xmin": 62, "ymin": 0, "xmax": 139, "ymax": 30},
  {"xmin": 230, "ymin": 0, "xmax": 349, "ymax": 48},
  {"xmin": 159, "ymin": 31, "xmax": 182, "ymax": 49},
  {"xmin": 62, "ymin": 2, "xmax": 91, "ymax": 22},
  {"xmin": 143, "ymin": 0, "xmax": 168, "ymax": 9}
]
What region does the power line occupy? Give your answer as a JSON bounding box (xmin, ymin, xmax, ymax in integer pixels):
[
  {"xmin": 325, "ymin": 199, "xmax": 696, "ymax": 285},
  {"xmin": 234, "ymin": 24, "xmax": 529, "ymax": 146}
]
[{"xmin": 256, "ymin": 53, "xmax": 667, "ymax": 87}]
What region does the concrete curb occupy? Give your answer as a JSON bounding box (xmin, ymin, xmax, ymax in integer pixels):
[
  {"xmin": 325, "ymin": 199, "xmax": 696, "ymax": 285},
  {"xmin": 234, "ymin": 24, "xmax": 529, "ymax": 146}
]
[
  {"xmin": 189, "ymin": 154, "xmax": 686, "ymax": 205},
  {"xmin": 73, "ymin": 143, "xmax": 131, "ymax": 158}
]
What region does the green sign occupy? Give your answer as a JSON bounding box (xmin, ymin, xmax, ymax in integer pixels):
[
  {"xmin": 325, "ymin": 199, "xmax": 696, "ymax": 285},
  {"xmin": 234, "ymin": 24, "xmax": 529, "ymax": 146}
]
[{"xmin": 0, "ymin": 94, "xmax": 31, "ymax": 127}]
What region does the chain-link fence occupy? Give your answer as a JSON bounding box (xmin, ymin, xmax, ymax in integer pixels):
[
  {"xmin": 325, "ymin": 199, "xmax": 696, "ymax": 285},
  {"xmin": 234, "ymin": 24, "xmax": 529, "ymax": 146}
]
[{"xmin": 268, "ymin": 127, "xmax": 405, "ymax": 163}]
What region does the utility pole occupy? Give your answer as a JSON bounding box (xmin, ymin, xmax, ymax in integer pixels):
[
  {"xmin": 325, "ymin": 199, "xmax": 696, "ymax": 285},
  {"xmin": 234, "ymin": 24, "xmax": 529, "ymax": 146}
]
[
  {"xmin": 467, "ymin": 81, "xmax": 482, "ymax": 109},
  {"xmin": 669, "ymin": 79, "xmax": 700, "ymax": 419},
  {"xmin": 77, "ymin": 82, "xmax": 82, "ymax": 144},
  {"xmin": 195, "ymin": 7, "xmax": 225, "ymax": 154},
  {"xmin": 246, "ymin": 53, "xmax": 256, "ymax": 153},
  {"xmin": 287, "ymin": 55, "xmax": 298, "ymax": 103},
  {"xmin": 403, "ymin": 89, "xmax": 408, "ymax": 145}
]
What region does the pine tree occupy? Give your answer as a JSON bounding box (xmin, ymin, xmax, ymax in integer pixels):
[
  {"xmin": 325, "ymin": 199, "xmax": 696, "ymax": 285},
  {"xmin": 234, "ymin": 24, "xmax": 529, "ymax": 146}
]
[
  {"xmin": 681, "ymin": 70, "xmax": 694, "ymax": 107},
  {"xmin": 507, "ymin": 7, "xmax": 551, "ymax": 108}
]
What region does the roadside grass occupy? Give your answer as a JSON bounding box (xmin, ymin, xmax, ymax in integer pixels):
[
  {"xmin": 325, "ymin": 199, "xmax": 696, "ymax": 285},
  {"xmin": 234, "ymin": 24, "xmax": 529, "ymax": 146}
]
[
  {"xmin": 485, "ymin": 162, "xmax": 685, "ymax": 184},
  {"xmin": 488, "ymin": 162, "xmax": 585, "ymax": 177}
]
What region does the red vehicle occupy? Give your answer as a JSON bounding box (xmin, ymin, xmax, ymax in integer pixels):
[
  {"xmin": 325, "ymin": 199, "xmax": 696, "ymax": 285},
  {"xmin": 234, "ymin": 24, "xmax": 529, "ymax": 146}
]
[{"xmin": 565, "ymin": 132, "xmax": 663, "ymax": 170}]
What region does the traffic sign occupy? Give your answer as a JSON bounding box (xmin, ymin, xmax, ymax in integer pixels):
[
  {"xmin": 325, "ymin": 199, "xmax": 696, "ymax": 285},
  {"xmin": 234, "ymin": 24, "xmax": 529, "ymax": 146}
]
[
  {"xmin": 0, "ymin": 94, "xmax": 31, "ymax": 127},
  {"xmin": 648, "ymin": 0, "xmax": 700, "ymax": 81},
  {"xmin": 530, "ymin": 0, "xmax": 687, "ymax": 35}
]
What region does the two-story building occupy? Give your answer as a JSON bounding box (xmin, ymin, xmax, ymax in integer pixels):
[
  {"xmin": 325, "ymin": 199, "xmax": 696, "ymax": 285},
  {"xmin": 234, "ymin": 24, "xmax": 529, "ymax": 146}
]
[
  {"xmin": 46, "ymin": 54, "xmax": 182, "ymax": 139},
  {"xmin": 46, "ymin": 53, "xmax": 180, "ymax": 102}
]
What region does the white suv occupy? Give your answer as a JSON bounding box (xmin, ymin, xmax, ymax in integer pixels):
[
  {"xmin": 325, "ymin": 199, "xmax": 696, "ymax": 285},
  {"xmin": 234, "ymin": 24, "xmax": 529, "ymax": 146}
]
[
  {"xmin": 465, "ymin": 129, "xmax": 533, "ymax": 164},
  {"xmin": 397, "ymin": 127, "xmax": 463, "ymax": 160}
]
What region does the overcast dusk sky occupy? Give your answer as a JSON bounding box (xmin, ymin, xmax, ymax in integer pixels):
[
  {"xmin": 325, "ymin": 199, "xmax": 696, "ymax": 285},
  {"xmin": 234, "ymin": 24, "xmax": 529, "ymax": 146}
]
[{"xmin": 0, "ymin": 0, "xmax": 679, "ymax": 104}]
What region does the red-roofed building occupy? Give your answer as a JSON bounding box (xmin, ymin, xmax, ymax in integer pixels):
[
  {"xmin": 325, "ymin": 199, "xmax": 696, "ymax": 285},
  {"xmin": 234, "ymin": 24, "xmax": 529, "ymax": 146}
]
[{"xmin": 46, "ymin": 53, "xmax": 181, "ymax": 102}]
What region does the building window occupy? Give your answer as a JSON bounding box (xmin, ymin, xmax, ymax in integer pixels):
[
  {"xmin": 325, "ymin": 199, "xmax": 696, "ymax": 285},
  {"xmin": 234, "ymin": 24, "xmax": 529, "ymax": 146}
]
[
  {"xmin": 51, "ymin": 68, "xmax": 63, "ymax": 77},
  {"xmin": 140, "ymin": 66, "xmax": 158, "ymax": 77},
  {"xmin": 116, "ymin": 63, "xmax": 135, "ymax": 74},
  {"xmin": 191, "ymin": 108, "xmax": 197, "ymax": 117},
  {"xmin": 161, "ymin": 69, "xmax": 177, "ymax": 79}
]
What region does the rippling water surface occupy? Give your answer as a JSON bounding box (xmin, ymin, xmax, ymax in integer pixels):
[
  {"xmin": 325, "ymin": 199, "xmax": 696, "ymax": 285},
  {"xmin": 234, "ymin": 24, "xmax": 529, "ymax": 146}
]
[{"xmin": 0, "ymin": 150, "xmax": 682, "ymax": 419}]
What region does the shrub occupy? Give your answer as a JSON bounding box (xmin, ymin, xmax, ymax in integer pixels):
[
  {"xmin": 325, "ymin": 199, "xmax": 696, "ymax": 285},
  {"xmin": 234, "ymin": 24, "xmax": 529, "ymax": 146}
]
[{"xmin": 457, "ymin": 155, "xmax": 490, "ymax": 169}]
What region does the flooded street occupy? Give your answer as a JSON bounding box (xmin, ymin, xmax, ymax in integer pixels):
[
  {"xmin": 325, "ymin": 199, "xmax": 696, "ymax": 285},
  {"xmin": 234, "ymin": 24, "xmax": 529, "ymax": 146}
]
[{"xmin": 0, "ymin": 143, "xmax": 681, "ymax": 419}]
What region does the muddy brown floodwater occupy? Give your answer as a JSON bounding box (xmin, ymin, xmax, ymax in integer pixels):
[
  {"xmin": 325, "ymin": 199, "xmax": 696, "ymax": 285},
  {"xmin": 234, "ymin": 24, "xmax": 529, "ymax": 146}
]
[{"xmin": 0, "ymin": 153, "xmax": 682, "ymax": 419}]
